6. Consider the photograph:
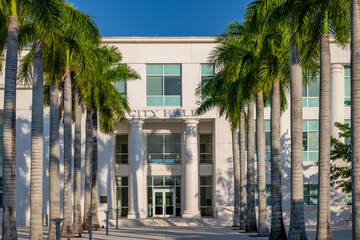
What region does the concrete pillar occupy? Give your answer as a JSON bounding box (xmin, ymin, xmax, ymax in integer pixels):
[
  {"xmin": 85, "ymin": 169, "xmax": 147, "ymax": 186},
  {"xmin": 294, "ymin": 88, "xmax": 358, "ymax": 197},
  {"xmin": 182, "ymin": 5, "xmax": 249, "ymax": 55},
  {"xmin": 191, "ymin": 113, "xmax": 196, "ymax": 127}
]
[
  {"xmin": 182, "ymin": 119, "xmax": 201, "ymax": 218},
  {"xmin": 331, "ymin": 64, "xmax": 345, "ymax": 139},
  {"xmin": 128, "ymin": 119, "xmax": 146, "ymax": 219}
]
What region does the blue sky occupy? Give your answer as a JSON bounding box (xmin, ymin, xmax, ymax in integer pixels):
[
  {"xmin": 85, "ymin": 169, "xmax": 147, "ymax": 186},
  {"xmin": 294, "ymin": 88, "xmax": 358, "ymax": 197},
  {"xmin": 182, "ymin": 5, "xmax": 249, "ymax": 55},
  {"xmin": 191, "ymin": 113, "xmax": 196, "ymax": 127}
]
[{"xmin": 70, "ymin": 0, "xmax": 252, "ymax": 37}]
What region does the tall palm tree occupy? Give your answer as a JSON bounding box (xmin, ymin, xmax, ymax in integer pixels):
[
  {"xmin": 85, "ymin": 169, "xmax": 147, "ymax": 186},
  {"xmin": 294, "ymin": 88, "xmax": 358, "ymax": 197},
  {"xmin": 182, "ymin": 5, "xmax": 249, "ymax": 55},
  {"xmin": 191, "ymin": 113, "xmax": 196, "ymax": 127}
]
[
  {"xmin": 73, "ymin": 86, "xmax": 83, "ymax": 235},
  {"xmin": 2, "ymin": 1, "xmax": 19, "ymax": 238},
  {"xmin": 246, "ymin": 97, "xmax": 257, "ymax": 232},
  {"xmin": 239, "ymin": 106, "xmax": 247, "ymax": 230},
  {"xmin": 83, "ymin": 107, "xmax": 93, "ymax": 231},
  {"xmin": 256, "ymin": 91, "xmax": 269, "ymax": 236},
  {"xmin": 30, "ymin": 39, "xmax": 44, "ymax": 240},
  {"xmin": 79, "ymin": 45, "xmax": 139, "ymax": 228},
  {"xmin": 352, "ymin": 0, "xmax": 360, "ymax": 238}
]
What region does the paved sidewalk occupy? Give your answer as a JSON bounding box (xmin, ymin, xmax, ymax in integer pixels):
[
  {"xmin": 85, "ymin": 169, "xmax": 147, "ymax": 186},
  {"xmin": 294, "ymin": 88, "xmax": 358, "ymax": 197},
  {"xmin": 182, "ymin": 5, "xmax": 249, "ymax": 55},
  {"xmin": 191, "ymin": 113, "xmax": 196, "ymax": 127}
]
[{"xmin": 16, "ymin": 225, "xmax": 351, "ymax": 240}]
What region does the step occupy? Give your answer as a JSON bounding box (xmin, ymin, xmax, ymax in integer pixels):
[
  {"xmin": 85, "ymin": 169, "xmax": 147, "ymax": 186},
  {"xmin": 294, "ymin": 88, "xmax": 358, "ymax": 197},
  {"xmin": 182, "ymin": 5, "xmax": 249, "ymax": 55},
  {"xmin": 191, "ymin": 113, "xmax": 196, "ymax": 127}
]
[{"xmin": 102, "ymin": 218, "xmax": 231, "ymax": 227}]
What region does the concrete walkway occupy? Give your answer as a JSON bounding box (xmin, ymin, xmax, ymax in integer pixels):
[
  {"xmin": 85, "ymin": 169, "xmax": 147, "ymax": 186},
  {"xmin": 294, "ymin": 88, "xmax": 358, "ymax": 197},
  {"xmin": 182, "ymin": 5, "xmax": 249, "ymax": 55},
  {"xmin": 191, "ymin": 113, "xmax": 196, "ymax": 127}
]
[{"xmin": 16, "ymin": 225, "xmax": 351, "ymax": 240}]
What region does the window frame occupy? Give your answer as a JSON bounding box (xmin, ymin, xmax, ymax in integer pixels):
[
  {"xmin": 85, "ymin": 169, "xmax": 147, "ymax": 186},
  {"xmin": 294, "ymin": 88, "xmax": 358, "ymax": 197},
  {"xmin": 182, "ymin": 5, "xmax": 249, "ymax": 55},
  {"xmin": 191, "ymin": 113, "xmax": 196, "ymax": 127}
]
[
  {"xmin": 146, "ymin": 64, "xmax": 182, "ymax": 106},
  {"xmin": 199, "ymin": 176, "xmax": 213, "ymax": 217},
  {"xmin": 303, "ymin": 120, "xmax": 319, "ymax": 162},
  {"xmin": 199, "ymin": 133, "xmax": 213, "ymax": 164},
  {"xmin": 344, "ymin": 66, "xmax": 351, "ymax": 107},
  {"xmin": 115, "ymin": 176, "xmax": 129, "ymax": 217},
  {"xmin": 147, "ymin": 133, "xmax": 181, "ymax": 164},
  {"xmin": 302, "ymin": 76, "xmax": 320, "ymax": 107},
  {"xmin": 304, "ymin": 184, "xmax": 318, "ymax": 205},
  {"xmin": 115, "ymin": 134, "xmax": 129, "ymax": 164}
]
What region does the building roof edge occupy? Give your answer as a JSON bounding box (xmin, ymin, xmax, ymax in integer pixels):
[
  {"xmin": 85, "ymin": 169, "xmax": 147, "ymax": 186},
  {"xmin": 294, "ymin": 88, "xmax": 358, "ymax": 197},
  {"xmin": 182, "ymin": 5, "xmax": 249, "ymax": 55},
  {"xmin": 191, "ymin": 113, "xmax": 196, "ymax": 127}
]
[{"xmin": 101, "ymin": 36, "xmax": 216, "ymax": 44}]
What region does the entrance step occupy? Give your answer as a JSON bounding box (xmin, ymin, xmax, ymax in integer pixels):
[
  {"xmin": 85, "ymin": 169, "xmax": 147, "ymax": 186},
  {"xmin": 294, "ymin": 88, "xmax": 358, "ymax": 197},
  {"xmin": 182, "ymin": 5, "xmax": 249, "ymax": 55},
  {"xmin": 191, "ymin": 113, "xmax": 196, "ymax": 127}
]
[{"xmin": 104, "ymin": 218, "xmax": 230, "ymax": 227}]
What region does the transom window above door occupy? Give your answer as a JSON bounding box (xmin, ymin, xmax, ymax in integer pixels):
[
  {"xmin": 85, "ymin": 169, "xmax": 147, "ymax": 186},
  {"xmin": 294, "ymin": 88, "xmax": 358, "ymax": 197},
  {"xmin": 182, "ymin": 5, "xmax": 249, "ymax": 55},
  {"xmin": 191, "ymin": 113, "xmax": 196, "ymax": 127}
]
[
  {"xmin": 147, "ymin": 133, "xmax": 181, "ymax": 164},
  {"xmin": 146, "ymin": 65, "xmax": 182, "ymax": 106}
]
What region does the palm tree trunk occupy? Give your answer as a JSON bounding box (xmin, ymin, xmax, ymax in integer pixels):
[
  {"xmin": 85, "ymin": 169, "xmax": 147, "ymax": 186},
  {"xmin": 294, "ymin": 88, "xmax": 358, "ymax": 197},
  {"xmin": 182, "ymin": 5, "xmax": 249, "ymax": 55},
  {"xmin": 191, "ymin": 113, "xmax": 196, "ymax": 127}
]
[
  {"xmin": 352, "ymin": 1, "xmax": 360, "ymax": 239},
  {"xmin": 256, "ymin": 91, "xmax": 269, "ymax": 236},
  {"xmin": 269, "ymin": 80, "xmax": 287, "ymax": 240},
  {"xmin": 30, "ymin": 39, "xmax": 44, "ymax": 240},
  {"xmin": 83, "ymin": 108, "xmax": 93, "ymax": 231},
  {"xmin": 48, "ymin": 81, "xmax": 60, "ymax": 240},
  {"xmin": 61, "ymin": 66, "xmax": 74, "ymax": 237},
  {"xmin": 91, "ymin": 112, "xmax": 100, "ymax": 228},
  {"xmin": 73, "ymin": 87, "xmax": 83, "ymax": 235},
  {"xmin": 246, "ymin": 97, "xmax": 257, "ymax": 232},
  {"xmin": 232, "ymin": 128, "xmax": 241, "ymax": 227},
  {"xmin": 2, "ymin": 8, "xmax": 18, "ymax": 239},
  {"xmin": 239, "ymin": 106, "xmax": 247, "ymax": 230},
  {"xmin": 288, "ymin": 41, "xmax": 307, "ymax": 240},
  {"xmin": 316, "ymin": 24, "xmax": 332, "ymax": 240}
]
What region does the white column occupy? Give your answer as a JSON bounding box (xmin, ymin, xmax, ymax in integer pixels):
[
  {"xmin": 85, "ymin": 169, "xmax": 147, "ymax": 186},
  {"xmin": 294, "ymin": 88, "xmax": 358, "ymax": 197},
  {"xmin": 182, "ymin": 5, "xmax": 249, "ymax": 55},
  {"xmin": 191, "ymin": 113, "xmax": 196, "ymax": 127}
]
[
  {"xmin": 128, "ymin": 119, "xmax": 146, "ymax": 219},
  {"xmin": 182, "ymin": 119, "xmax": 201, "ymax": 218},
  {"xmin": 331, "ymin": 64, "xmax": 345, "ymax": 139}
]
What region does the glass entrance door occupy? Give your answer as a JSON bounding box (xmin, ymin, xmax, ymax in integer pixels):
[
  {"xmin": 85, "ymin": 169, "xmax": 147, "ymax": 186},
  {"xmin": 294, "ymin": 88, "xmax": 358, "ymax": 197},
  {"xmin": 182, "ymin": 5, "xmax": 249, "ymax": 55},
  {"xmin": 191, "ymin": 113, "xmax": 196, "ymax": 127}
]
[{"xmin": 153, "ymin": 189, "xmax": 175, "ymax": 217}]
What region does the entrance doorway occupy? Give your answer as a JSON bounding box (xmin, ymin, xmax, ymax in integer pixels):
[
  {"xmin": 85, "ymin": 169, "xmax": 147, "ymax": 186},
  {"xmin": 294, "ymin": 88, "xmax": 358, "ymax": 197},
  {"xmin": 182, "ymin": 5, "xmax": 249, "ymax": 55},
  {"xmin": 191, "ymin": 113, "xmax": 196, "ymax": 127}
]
[{"xmin": 153, "ymin": 189, "xmax": 175, "ymax": 217}]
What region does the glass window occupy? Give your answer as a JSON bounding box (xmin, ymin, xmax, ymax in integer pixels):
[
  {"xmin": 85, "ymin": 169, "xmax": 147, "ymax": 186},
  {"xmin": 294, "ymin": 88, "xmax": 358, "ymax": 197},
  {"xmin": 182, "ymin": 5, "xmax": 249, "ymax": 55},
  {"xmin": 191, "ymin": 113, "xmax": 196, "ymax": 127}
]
[
  {"xmin": 304, "ymin": 184, "xmax": 318, "ymax": 205},
  {"xmin": 201, "ymin": 64, "xmax": 214, "ymax": 101},
  {"xmin": 345, "ymin": 120, "xmax": 351, "ymax": 145},
  {"xmin": 115, "ymin": 135, "xmax": 128, "ymax": 164},
  {"xmin": 200, "ymin": 176, "xmax": 213, "ymax": 217},
  {"xmin": 347, "ymin": 191, "xmax": 352, "ymax": 205},
  {"xmin": 146, "ymin": 65, "xmax": 181, "ymax": 106},
  {"xmin": 200, "ymin": 134, "xmax": 213, "ymax": 164},
  {"xmin": 303, "ymin": 74, "xmax": 320, "ymax": 107},
  {"xmin": 303, "ymin": 120, "xmax": 319, "ymax": 161},
  {"xmin": 255, "ymin": 185, "xmax": 271, "ymax": 206},
  {"xmin": 148, "ymin": 134, "xmax": 181, "ymax": 164},
  {"xmin": 116, "ymin": 176, "xmax": 128, "ymax": 217},
  {"xmin": 345, "ymin": 67, "xmax": 351, "ymax": 107}
]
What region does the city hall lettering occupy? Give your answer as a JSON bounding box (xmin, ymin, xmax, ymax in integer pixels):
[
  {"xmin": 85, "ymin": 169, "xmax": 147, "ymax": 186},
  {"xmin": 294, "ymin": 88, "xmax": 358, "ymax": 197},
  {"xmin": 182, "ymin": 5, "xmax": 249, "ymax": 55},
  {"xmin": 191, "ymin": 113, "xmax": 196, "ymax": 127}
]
[{"xmin": 127, "ymin": 109, "xmax": 197, "ymax": 118}]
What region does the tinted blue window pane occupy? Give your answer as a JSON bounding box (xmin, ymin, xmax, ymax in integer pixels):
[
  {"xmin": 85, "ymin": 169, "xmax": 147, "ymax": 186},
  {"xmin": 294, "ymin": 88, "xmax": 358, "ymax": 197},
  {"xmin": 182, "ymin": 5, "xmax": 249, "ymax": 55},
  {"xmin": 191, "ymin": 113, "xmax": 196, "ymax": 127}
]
[
  {"xmin": 201, "ymin": 65, "xmax": 214, "ymax": 75},
  {"xmin": 265, "ymin": 121, "xmax": 271, "ymax": 131},
  {"xmin": 164, "ymin": 96, "xmax": 181, "ymax": 106},
  {"xmin": 114, "ymin": 81, "xmax": 126, "ymax": 94},
  {"xmin": 302, "ymin": 85, "xmax": 307, "ymax": 97},
  {"xmin": 309, "ymin": 121, "xmax": 319, "ymax": 130},
  {"xmin": 265, "ymin": 152, "xmax": 271, "ymax": 162},
  {"xmin": 303, "ymin": 152, "xmax": 308, "ymax": 161},
  {"xmin": 308, "ymin": 81, "xmax": 320, "ymax": 97},
  {"xmin": 164, "ymin": 65, "xmax": 181, "ymax": 75},
  {"xmin": 147, "ymin": 76, "xmax": 163, "ymax": 95},
  {"xmin": 309, "ymin": 152, "xmax": 319, "ymax": 162},
  {"xmin": 303, "ymin": 121, "xmax": 308, "ymax": 131},
  {"xmin": 164, "ymin": 76, "xmax": 181, "ymax": 95},
  {"xmin": 308, "ymin": 98, "xmax": 319, "ymax": 107},
  {"xmin": 302, "ymin": 98, "xmax": 307, "ymax": 107},
  {"xmin": 345, "ymin": 67, "xmax": 351, "ymax": 77},
  {"xmin": 147, "ymin": 97, "xmax": 163, "ymax": 106},
  {"xmin": 147, "ymin": 65, "xmax": 163, "ymax": 75}
]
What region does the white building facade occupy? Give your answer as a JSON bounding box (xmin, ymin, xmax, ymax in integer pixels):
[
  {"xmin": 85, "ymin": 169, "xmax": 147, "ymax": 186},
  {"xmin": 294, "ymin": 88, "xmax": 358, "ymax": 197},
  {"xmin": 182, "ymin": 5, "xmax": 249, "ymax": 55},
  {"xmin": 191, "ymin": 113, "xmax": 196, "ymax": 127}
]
[{"xmin": 0, "ymin": 36, "xmax": 353, "ymax": 226}]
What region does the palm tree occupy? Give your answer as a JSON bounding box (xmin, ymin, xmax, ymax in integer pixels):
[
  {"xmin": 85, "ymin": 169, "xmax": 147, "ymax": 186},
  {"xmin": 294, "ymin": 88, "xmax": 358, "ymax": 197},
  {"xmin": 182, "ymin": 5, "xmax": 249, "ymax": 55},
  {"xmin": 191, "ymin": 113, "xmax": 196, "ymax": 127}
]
[
  {"xmin": 73, "ymin": 86, "xmax": 83, "ymax": 235},
  {"xmin": 83, "ymin": 107, "xmax": 93, "ymax": 231},
  {"xmin": 246, "ymin": 97, "xmax": 257, "ymax": 232},
  {"xmin": 30, "ymin": 39, "xmax": 44, "ymax": 240},
  {"xmin": 352, "ymin": 0, "xmax": 360, "ymax": 238},
  {"xmin": 79, "ymin": 45, "xmax": 139, "ymax": 228},
  {"xmin": 256, "ymin": 91, "xmax": 269, "ymax": 236},
  {"xmin": 2, "ymin": 1, "xmax": 19, "ymax": 237},
  {"xmin": 232, "ymin": 125, "xmax": 241, "ymax": 227},
  {"xmin": 239, "ymin": 106, "xmax": 247, "ymax": 230}
]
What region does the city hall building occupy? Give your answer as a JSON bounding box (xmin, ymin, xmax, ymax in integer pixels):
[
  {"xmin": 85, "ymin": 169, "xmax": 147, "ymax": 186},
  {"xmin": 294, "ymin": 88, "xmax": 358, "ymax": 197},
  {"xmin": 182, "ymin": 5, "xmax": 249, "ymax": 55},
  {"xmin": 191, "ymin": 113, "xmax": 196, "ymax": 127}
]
[{"xmin": 0, "ymin": 37, "xmax": 353, "ymax": 226}]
